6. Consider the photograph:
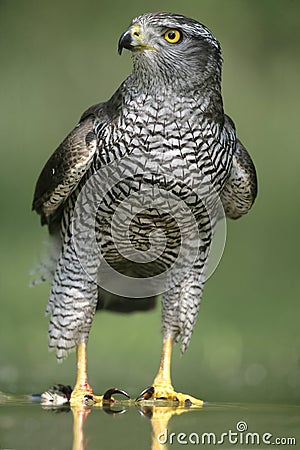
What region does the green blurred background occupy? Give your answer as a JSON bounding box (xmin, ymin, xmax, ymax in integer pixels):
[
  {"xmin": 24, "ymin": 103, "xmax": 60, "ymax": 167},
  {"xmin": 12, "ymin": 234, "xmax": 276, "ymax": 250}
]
[{"xmin": 0, "ymin": 0, "xmax": 299, "ymax": 406}]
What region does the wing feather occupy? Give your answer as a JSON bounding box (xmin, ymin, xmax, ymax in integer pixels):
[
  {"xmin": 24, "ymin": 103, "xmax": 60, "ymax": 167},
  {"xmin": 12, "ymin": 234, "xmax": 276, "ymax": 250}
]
[
  {"xmin": 221, "ymin": 116, "xmax": 257, "ymax": 219},
  {"xmin": 32, "ymin": 112, "xmax": 100, "ymax": 227}
]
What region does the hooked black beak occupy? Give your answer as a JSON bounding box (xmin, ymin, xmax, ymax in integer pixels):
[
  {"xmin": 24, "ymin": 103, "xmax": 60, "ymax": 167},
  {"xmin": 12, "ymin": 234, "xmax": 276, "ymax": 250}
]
[
  {"xmin": 118, "ymin": 29, "xmax": 135, "ymax": 55},
  {"xmin": 118, "ymin": 24, "xmax": 156, "ymax": 55}
]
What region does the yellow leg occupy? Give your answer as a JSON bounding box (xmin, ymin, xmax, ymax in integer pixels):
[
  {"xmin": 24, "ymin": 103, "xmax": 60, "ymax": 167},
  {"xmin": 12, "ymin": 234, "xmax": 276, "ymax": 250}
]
[
  {"xmin": 70, "ymin": 343, "xmax": 102, "ymax": 406},
  {"xmin": 152, "ymin": 337, "xmax": 174, "ymax": 396},
  {"xmin": 74, "ymin": 343, "xmax": 93, "ymax": 393},
  {"xmin": 138, "ymin": 337, "xmax": 203, "ymax": 407}
]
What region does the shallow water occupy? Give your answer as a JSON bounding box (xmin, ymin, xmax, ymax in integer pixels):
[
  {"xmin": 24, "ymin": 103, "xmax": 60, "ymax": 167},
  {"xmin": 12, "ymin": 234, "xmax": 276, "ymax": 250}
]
[{"xmin": 0, "ymin": 393, "xmax": 299, "ymax": 450}]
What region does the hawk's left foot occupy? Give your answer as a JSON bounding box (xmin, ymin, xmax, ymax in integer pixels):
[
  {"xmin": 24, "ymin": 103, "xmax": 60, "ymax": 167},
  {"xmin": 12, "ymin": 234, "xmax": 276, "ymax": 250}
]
[
  {"xmin": 137, "ymin": 337, "xmax": 203, "ymax": 407},
  {"xmin": 136, "ymin": 384, "xmax": 203, "ymax": 407}
]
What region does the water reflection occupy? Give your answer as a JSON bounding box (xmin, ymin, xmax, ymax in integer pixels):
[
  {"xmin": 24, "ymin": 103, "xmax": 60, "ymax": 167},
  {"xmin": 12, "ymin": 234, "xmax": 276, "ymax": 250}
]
[
  {"xmin": 1, "ymin": 392, "xmax": 299, "ymax": 449},
  {"xmin": 139, "ymin": 405, "xmax": 196, "ymax": 450},
  {"xmin": 70, "ymin": 402, "xmax": 198, "ymax": 450},
  {"xmin": 72, "ymin": 407, "xmax": 91, "ymax": 450}
]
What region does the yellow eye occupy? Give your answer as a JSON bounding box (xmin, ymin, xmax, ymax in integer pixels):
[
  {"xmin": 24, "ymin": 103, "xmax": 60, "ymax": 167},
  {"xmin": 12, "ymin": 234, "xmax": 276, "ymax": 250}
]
[{"xmin": 164, "ymin": 29, "xmax": 182, "ymax": 44}]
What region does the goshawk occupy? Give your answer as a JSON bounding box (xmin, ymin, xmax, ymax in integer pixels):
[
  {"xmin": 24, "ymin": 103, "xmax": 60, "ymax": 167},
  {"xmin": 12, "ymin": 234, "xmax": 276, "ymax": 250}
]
[{"xmin": 33, "ymin": 12, "xmax": 257, "ymax": 406}]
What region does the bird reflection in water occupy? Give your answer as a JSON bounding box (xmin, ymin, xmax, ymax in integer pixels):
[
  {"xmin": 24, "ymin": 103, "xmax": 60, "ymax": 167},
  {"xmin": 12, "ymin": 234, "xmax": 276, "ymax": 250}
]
[
  {"xmin": 41, "ymin": 394, "xmax": 200, "ymax": 450},
  {"xmin": 72, "ymin": 407, "xmax": 90, "ymax": 450},
  {"xmin": 72, "ymin": 403, "xmax": 198, "ymax": 450},
  {"xmin": 138, "ymin": 404, "xmax": 197, "ymax": 450}
]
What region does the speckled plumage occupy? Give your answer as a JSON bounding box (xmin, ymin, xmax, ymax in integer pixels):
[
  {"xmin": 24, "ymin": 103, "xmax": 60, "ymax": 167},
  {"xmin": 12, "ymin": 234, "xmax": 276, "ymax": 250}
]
[{"xmin": 33, "ymin": 12, "xmax": 257, "ymax": 362}]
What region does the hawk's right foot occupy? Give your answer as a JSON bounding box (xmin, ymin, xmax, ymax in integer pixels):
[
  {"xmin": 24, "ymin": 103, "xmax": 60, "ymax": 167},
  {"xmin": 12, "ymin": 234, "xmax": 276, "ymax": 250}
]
[{"xmin": 70, "ymin": 386, "xmax": 129, "ymax": 407}]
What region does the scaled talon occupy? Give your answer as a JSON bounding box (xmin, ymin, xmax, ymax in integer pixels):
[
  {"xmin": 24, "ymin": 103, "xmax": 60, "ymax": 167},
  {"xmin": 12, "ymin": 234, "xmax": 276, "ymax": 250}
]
[
  {"xmin": 136, "ymin": 386, "xmax": 155, "ymax": 402},
  {"xmin": 103, "ymin": 388, "xmax": 130, "ymax": 402}
]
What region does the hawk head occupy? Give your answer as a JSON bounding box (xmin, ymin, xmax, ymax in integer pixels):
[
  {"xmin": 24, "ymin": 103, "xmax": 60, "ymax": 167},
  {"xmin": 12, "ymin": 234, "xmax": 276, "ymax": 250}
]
[{"xmin": 118, "ymin": 12, "xmax": 222, "ymax": 85}]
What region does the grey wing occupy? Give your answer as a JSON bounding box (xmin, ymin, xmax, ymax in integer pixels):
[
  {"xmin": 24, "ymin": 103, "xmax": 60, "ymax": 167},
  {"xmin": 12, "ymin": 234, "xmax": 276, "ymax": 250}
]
[
  {"xmin": 32, "ymin": 116, "xmax": 97, "ymax": 229},
  {"xmin": 221, "ymin": 118, "xmax": 257, "ymax": 219},
  {"xmin": 32, "ymin": 104, "xmax": 106, "ymax": 230}
]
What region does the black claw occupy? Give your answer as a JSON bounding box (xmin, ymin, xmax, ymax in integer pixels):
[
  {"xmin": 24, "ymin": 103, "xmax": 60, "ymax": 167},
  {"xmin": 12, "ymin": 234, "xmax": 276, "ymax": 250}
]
[
  {"xmin": 83, "ymin": 394, "xmax": 96, "ymax": 406},
  {"xmin": 138, "ymin": 406, "xmax": 153, "ymax": 419},
  {"xmin": 103, "ymin": 388, "xmax": 130, "ymax": 402},
  {"xmin": 102, "ymin": 387, "xmax": 129, "ymax": 415},
  {"xmin": 103, "ymin": 404, "xmax": 128, "ymax": 415},
  {"xmin": 136, "ymin": 386, "xmax": 155, "ymax": 401},
  {"xmin": 184, "ymin": 398, "xmax": 192, "ymax": 407}
]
